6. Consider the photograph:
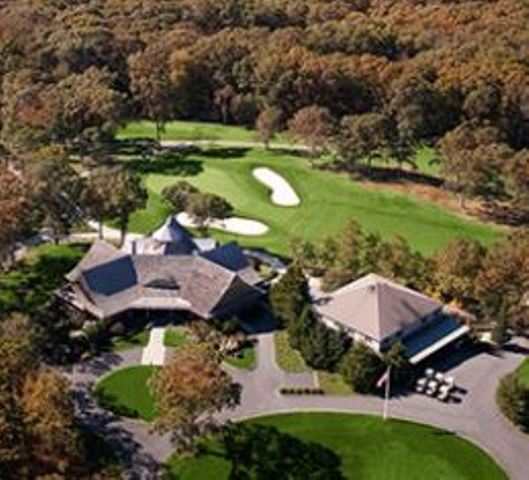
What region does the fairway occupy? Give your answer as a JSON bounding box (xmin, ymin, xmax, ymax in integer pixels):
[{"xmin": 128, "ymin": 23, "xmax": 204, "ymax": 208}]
[
  {"xmin": 124, "ymin": 147, "xmax": 501, "ymax": 256},
  {"xmin": 166, "ymin": 412, "xmax": 507, "ymax": 480},
  {"xmin": 118, "ymin": 120, "xmax": 292, "ymax": 144},
  {"xmin": 94, "ymin": 366, "xmax": 158, "ymax": 421}
]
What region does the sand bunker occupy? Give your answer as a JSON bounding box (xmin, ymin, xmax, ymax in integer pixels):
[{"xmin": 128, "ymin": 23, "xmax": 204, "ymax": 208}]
[
  {"xmin": 252, "ymin": 167, "xmax": 300, "ymax": 206},
  {"xmin": 176, "ymin": 212, "xmax": 269, "ymax": 236}
]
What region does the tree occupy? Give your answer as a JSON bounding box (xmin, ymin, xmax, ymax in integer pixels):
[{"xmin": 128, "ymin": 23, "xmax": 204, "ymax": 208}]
[
  {"xmin": 288, "ymin": 105, "xmax": 334, "ymax": 156},
  {"xmin": 382, "ymin": 342, "xmax": 411, "ymax": 388},
  {"xmin": 150, "ymin": 343, "xmax": 241, "ymax": 454},
  {"xmin": 439, "ymin": 123, "xmax": 511, "ymax": 209},
  {"xmin": 102, "ymin": 167, "xmax": 148, "ymax": 246},
  {"xmin": 21, "ymin": 370, "xmax": 79, "ymax": 474},
  {"xmin": 434, "ymin": 238, "xmax": 486, "ymax": 306},
  {"xmin": 496, "ymin": 373, "xmax": 529, "ymax": 432},
  {"xmin": 336, "ymin": 113, "xmax": 391, "ymax": 167},
  {"xmin": 185, "ymin": 192, "xmax": 233, "ymax": 231},
  {"xmin": 161, "ymin": 181, "xmax": 199, "ymax": 212},
  {"xmin": 475, "ymin": 233, "xmax": 529, "ymax": 332},
  {"xmin": 80, "ymin": 167, "xmax": 118, "ymax": 239},
  {"xmin": 269, "ymin": 263, "xmax": 310, "ymax": 326},
  {"xmin": 297, "ymin": 314, "xmax": 349, "ymax": 371},
  {"xmin": 0, "ymin": 315, "xmax": 37, "ymax": 476},
  {"xmin": 339, "ymin": 342, "xmax": 384, "ymax": 394},
  {"xmin": 28, "ymin": 146, "xmax": 83, "ymax": 243},
  {"xmin": 0, "ymin": 167, "xmax": 28, "ymax": 264},
  {"xmin": 503, "ymin": 149, "xmax": 529, "ymax": 216},
  {"xmin": 255, "ymin": 107, "xmax": 283, "ymax": 149},
  {"xmin": 129, "ymin": 43, "xmax": 179, "ymax": 140}
]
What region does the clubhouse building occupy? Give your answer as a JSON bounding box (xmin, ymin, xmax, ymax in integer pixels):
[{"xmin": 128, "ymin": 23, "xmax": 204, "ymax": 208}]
[
  {"xmin": 315, "ymin": 273, "xmax": 470, "ymax": 364},
  {"xmin": 63, "ymin": 217, "xmax": 263, "ymax": 321}
]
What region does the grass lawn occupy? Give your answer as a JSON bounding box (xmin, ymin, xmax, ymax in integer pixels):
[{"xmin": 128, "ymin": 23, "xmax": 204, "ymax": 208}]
[
  {"xmin": 0, "ymin": 243, "xmax": 86, "ymax": 316},
  {"xmin": 516, "ymin": 358, "xmax": 529, "ymax": 387},
  {"xmin": 164, "ymin": 325, "xmax": 189, "ymax": 347},
  {"xmin": 166, "ymin": 412, "xmax": 506, "ymax": 480},
  {"xmin": 95, "ymin": 366, "xmax": 158, "ymax": 422},
  {"xmin": 120, "ymin": 146, "xmax": 501, "ymax": 256},
  {"xmin": 109, "ymin": 330, "xmax": 150, "ymax": 352},
  {"xmin": 274, "ymin": 330, "xmax": 310, "ymax": 373},
  {"xmin": 224, "ymin": 342, "xmax": 256, "ymax": 370},
  {"xmin": 117, "ymin": 120, "xmax": 292, "ymax": 144},
  {"xmin": 317, "ymin": 371, "xmax": 353, "ymax": 395}
]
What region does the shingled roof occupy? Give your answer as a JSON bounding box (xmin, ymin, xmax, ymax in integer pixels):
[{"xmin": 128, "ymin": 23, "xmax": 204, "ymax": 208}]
[
  {"xmin": 315, "ymin": 273, "xmax": 442, "ymax": 342},
  {"xmin": 67, "ymin": 239, "xmax": 262, "ymax": 320}
]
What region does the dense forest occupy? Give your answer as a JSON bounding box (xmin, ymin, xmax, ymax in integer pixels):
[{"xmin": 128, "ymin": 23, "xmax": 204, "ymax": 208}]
[{"xmin": 1, "ymin": 0, "xmax": 529, "ymax": 193}]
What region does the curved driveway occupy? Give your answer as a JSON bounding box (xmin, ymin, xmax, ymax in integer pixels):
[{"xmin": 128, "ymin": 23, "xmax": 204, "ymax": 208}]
[{"xmin": 66, "ymin": 336, "xmax": 529, "ymax": 480}]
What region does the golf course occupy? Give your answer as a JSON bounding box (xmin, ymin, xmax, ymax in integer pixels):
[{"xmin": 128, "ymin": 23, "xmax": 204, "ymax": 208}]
[
  {"xmin": 166, "ymin": 412, "xmax": 507, "ymax": 480},
  {"xmin": 117, "ymin": 121, "xmax": 502, "ymax": 256}
]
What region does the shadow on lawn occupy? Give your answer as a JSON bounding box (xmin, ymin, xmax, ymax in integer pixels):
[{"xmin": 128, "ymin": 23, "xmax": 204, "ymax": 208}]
[
  {"xmin": 127, "ymin": 151, "xmax": 203, "ymax": 176},
  {"xmin": 202, "ymin": 423, "xmax": 346, "ymax": 480}
]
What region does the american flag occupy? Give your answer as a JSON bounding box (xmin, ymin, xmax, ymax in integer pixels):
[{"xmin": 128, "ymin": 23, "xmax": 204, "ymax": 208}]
[{"xmin": 376, "ymin": 367, "xmax": 391, "ymax": 389}]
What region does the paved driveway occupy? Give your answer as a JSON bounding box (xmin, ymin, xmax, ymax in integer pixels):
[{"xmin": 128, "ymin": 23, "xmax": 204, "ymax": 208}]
[{"xmin": 66, "ymin": 337, "xmax": 529, "ymax": 480}]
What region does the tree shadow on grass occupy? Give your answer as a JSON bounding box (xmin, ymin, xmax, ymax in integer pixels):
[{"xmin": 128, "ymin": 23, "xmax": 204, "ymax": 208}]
[
  {"xmin": 198, "ymin": 147, "xmax": 251, "ymax": 160},
  {"xmin": 205, "ymin": 423, "xmax": 346, "ymax": 480},
  {"xmin": 95, "ymin": 390, "xmax": 141, "ymax": 419},
  {"xmin": 127, "ymin": 151, "xmax": 203, "ymax": 176}
]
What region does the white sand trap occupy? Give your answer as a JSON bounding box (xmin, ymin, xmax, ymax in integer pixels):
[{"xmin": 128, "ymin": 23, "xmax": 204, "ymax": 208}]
[
  {"xmin": 176, "ymin": 212, "xmax": 269, "ymax": 236},
  {"xmin": 252, "ymin": 167, "xmax": 300, "ymax": 206}
]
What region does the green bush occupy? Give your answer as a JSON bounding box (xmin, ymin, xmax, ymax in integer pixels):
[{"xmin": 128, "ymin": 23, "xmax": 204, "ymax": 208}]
[
  {"xmin": 339, "ymin": 342, "xmax": 385, "ymax": 394},
  {"xmin": 496, "ymin": 373, "xmax": 529, "ymax": 432}
]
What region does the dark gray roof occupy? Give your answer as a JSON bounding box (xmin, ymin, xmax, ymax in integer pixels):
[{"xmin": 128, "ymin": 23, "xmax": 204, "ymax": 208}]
[
  {"xmin": 200, "ymin": 242, "xmax": 262, "ymax": 285},
  {"xmin": 151, "ymin": 216, "xmax": 197, "ymax": 255},
  {"xmin": 67, "ymin": 240, "xmax": 262, "ymax": 319}
]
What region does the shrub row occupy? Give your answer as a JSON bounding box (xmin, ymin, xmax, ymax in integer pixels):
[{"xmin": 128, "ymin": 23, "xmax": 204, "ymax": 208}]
[{"xmin": 279, "ymin": 387, "xmax": 325, "ymax": 395}]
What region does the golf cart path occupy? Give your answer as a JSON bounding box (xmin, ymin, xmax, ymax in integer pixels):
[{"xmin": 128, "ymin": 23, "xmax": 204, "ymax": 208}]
[
  {"xmin": 67, "ymin": 334, "xmax": 529, "ymax": 480},
  {"xmin": 176, "ymin": 212, "xmax": 269, "ymax": 236},
  {"xmin": 160, "ymin": 139, "xmax": 307, "ymax": 151},
  {"xmin": 252, "ymin": 167, "xmax": 300, "ymax": 206}
]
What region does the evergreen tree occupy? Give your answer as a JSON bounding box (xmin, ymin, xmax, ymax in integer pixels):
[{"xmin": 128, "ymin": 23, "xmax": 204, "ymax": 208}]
[
  {"xmin": 269, "ymin": 263, "xmax": 310, "ymax": 327},
  {"xmin": 340, "ymin": 343, "xmax": 384, "ymax": 394}
]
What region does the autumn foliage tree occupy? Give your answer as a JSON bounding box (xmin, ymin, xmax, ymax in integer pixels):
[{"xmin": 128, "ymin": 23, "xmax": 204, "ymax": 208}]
[
  {"xmin": 0, "ymin": 167, "xmax": 28, "ymax": 264},
  {"xmin": 288, "ymin": 105, "xmax": 334, "ymax": 156},
  {"xmin": 150, "ymin": 343, "xmax": 241, "ymax": 454}
]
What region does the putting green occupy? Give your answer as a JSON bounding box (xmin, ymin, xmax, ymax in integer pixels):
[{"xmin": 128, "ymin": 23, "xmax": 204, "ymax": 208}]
[
  {"xmin": 123, "ymin": 147, "xmax": 501, "ymax": 256},
  {"xmin": 166, "ymin": 412, "xmax": 506, "ymax": 480}
]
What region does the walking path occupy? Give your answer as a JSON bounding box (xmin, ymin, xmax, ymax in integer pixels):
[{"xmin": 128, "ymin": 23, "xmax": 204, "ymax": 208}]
[
  {"xmin": 66, "ymin": 330, "xmax": 529, "ymax": 480},
  {"xmin": 141, "ymin": 327, "xmax": 166, "ymax": 366}
]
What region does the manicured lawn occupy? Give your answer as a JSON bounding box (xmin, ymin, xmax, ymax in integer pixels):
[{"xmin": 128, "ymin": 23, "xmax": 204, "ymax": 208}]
[
  {"xmin": 94, "ymin": 366, "xmax": 158, "ymax": 422},
  {"xmin": 164, "ymin": 326, "xmax": 189, "ymax": 347},
  {"xmin": 517, "ymin": 358, "xmax": 529, "ymax": 387},
  {"xmin": 0, "ymin": 243, "xmax": 86, "ymax": 316},
  {"xmin": 117, "ymin": 120, "xmax": 292, "ymax": 144},
  {"xmin": 224, "ymin": 342, "xmax": 256, "ymax": 370},
  {"xmin": 110, "ymin": 330, "xmax": 150, "ymax": 352},
  {"xmin": 274, "ymin": 330, "xmax": 310, "ymax": 373},
  {"xmin": 121, "ymin": 146, "xmax": 501, "ymax": 256},
  {"xmin": 317, "ymin": 371, "xmax": 353, "ymax": 395},
  {"xmin": 166, "ymin": 412, "xmax": 507, "ymax": 480}
]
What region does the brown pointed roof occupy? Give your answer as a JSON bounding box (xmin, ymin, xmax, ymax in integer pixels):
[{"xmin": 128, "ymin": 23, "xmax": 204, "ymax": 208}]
[{"xmin": 315, "ymin": 273, "xmax": 442, "ymax": 342}]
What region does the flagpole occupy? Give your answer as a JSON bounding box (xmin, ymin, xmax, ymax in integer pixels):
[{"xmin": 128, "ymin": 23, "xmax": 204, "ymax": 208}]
[{"xmin": 383, "ymin": 367, "xmax": 391, "ymax": 421}]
